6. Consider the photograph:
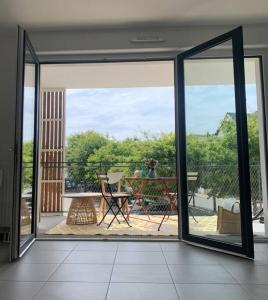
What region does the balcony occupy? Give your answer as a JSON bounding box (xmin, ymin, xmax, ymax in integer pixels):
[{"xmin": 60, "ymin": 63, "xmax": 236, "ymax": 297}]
[{"xmin": 23, "ymin": 160, "xmax": 264, "ymax": 238}]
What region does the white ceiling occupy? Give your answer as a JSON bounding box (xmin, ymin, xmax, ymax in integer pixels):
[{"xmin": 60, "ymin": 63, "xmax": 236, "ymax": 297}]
[
  {"xmin": 40, "ymin": 59, "xmax": 258, "ymax": 89},
  {"xmin": 41, "ymin": 61, "xmax": 174, "ymax": 89},
  {"xmin": 0, "ymin": 0, "xmax": 268, "ymax": 30}
]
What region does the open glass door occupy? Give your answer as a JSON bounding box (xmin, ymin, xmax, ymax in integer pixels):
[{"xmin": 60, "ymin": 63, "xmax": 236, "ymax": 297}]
[
  {"xmin": 176, "ymin": 27, "xmax": 254, "ymax": 258},
  {"xmin": 12, "ymin": 27, "xmax": 39, "ymax": 259}
]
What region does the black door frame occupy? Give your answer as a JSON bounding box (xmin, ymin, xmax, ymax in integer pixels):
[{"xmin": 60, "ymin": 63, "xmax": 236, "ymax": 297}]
[
  {"xmin": 11, "ymin": 26, "xmax": 256, "ymax": 259},
  {"xmin": 175, "ymin": 26, "xmax": 254, "ymax": 258},
  {"xmin": 11, "ymin": 27, "xmax": 40, "ymax": 259}
]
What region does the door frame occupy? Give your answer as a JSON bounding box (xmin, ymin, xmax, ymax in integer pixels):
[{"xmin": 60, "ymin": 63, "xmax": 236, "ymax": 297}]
[
  {"xmin": 175, "ymin": 26, "xmax": 254, "ymax": 258},
  {"xmin": 11, "ymin": 27, "xmax": 40, "ymax": 259},
  {"xmin": 11, "ymin": 27, "xmax": 267, "ymax": 255}
]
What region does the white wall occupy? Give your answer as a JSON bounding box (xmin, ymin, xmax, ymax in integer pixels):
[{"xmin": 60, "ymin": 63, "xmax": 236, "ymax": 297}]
[{"xmin": 0, "ymin": 26, "xmax": 18, "ymax": 260}]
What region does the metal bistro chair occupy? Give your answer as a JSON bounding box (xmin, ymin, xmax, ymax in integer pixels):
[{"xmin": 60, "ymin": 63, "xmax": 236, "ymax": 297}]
[
  {"xmin": 187, "ymin": 172, "xmax": 199, "ymax": 223},
  {"xmin": 97, "ymin": 172, "xmax": 131, "ymax": 229}
]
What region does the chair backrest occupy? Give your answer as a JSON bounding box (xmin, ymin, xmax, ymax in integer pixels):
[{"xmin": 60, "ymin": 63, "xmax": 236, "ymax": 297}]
[
  {"xmin": 106, "ymin": 172, "xmax": 124, "ymax": 185},
  {"xmin": 187, "ymin": 172, "xmax": 198, "ymax": 195},
  {"xmin": 97, "ymin": 172, "xmax": 123, "ymax": 196},
  {"xmin": 187, "ymin": 172, "xmax": 198, "ymax": 182}
]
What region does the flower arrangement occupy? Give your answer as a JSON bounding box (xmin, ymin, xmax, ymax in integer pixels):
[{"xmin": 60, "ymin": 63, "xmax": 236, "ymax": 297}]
[{"xmin": 146, "ymin": 158, "xmax": 158, "ymax": 178}]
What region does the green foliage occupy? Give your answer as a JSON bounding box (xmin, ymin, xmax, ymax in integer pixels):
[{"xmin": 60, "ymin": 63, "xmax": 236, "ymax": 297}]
[
  {"xmin": 22, "ymin": 141, "xmax": 34, "ymax": 190},
  {"xmin": 187, "ymin": 113, "xmax": 260, "ymax": 199},
  {"xmin": 16, "ymin": 112, "xmax": 256, "ymax": 201},
  {"xmin": 247, "ymin": 112, "xmax": 260, "ymax": 163},
  {"xmin": 21, "ymin": 112, "xmax": 261, "ymax": 201},
  {"xmin": 85, "ymin": 134, "xmax": 176, "ymax": 178},
  {"xmin": 65, "ymin": 131, "xmax": 108, "ymax": 182}
]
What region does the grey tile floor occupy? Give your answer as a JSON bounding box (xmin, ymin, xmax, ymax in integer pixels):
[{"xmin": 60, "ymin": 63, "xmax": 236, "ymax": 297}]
[{"xmin": 0, "ymin": 241, "xmax": 268, "ymax": 299}]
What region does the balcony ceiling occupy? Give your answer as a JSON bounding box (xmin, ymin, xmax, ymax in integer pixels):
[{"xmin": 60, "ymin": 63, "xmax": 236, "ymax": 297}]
[
  {"xmin": 40, "ymin": 59, "xmax": 257, "ymax": 89},
  {"xmin": 0, "ymin": 0, "xmax": 268, "ymax": 30}
]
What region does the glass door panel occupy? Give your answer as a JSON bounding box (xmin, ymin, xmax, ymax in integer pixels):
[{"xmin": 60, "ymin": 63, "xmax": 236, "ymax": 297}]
[
  {"xmin": 185, "ymin": 55, "xmax": 242, "ymax": 245},
  {"xmin": 176, "ymin": 27, "xmax": 254, "ymax": 258},
  {"xmin": 12, "ymin": 28, "xmax": 39, "ymax": 259},
  {"xmin": 20, "ymin": 47, "xmax": 36, "ymax": 248}
]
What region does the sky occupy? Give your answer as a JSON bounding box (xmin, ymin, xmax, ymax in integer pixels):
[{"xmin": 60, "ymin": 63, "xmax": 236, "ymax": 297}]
[
  {"xmin": 22, "ymin": 84, "xmax": 257, "ymax": 142},
  {"xmin": 23, "ymin": 87, "xmax": 35, "ymax": 142},
  {"xmin": 65, "ymin": 84, "xmax": 257, "ymax": 141}
]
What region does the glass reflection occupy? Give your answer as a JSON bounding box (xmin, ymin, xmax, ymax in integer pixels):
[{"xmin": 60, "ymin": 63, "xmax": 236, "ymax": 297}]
[
  {"xmin": 20, "ymin": 46, "xmax": 36, "ymax": 246},
  {"xmin": 184, "ymin": 55, "xmax": 242, "ymax": 245}
]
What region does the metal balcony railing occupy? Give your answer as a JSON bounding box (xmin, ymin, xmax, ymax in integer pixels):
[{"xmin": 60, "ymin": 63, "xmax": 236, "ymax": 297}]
[{"xmin": 22, "ymin": 160, "xmax": 263, "ymax": 215}]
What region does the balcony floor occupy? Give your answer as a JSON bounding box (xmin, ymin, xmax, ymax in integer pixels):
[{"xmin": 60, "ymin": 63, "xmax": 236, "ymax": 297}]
[
  {"xmin": 36, "ymin": 213, "xmax": 265, "ymax": 239},
  {"xmin": 42, "ymin": 214, "xmax": 179, "ymax": 237}
]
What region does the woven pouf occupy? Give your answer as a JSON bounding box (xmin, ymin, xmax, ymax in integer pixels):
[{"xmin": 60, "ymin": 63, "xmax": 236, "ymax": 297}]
[
  {"xmin": 66, "ymin": 198, "xmax": 97, "ymax": 225},
  {"xmin": 21, "ymin": 199, "xmax": 31, "ymax": 225}
]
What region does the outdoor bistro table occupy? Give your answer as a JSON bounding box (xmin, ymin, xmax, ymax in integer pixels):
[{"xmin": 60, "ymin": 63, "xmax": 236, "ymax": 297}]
[
  {"xmin": 61, "ymin": 192, "xmax": 102, "ymax": 225},
  {"xmin": 125, "ymin": 177, "xmax": 178, "ymax": 231}
]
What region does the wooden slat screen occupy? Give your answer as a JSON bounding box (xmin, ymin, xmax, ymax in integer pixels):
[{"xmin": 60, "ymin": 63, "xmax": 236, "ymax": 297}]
[{"xmin": 40, "ymin": 89, "xmax": 65, "ymax": 212}]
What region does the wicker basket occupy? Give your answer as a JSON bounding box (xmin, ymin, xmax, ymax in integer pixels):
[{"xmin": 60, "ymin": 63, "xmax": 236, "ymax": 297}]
[
  {"xmin": 217, "ymin": 202, "xmax": 241, "ymax": 234},
  {"xmin": 66, "ymin": 198, "xmax": 97, "ymax": 225},
  {"xmin": 21, "ymin": 199, "xmax": 31, "ymax": 225}
]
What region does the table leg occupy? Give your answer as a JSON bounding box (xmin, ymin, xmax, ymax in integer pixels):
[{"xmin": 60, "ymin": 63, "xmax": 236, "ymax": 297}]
[{"xmin": 99, "ymin": 197, "xmax": 106, "ymax": 218}]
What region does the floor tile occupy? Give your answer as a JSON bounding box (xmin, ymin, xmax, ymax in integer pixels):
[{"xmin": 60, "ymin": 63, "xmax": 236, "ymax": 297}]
[
  {"xmin": 254, "ymin": 243, "xmax": 268, "ymax": 253},
  {"xmin": 21, "ymin": 250, "xmax": 70, "ymax": 264},
  {"xmin": 0, "ymin": 263, "xmax": 59, "ymax": 281},
  {"xmin": 33, "ymin": 241, "xmax": 78, "ymax": 251},
  {"xmin": 223, "ymin": 264, "xmax": 268, "ymax": 284},
  {"xmin": 242, "ymin": 284, "xmax": 268, "ymax": 300},
  {"xmin": 64, "ymin": 251, "xmax": 116, "ymax": 264},
  {"xmin": 111, "ymin": 264, "xmax": 172, "ymax": 283},
  {"xmin": 214, "ymin": 253, "xmax": 268, "ymax": 267},
  {"xmin": 175, "ymin": 284, "xmax": 252, "ymax": 300},
  {"xmin": 107, "ymin": 283, "xmax": 179, "ymax": 300},
  {"xmin": 48, "ymin": 264, "xmax": 113, "ymax": 282},
  {"xmin": 118, "ymin": 242, "xmax": 161, "ymax": 252},
  {"xmin": 115, "ymin": 251, "xmax": 166, "ymax": 264},
  {"xmin": 160, "ymin": 242, "xmax": 190, "ymax": 252},
  {"xmin": 75, "ymin": 241, "xmax": 118, "ymax": 251},
  {"xmin": 163, "ymin": 250, "xmax": 219, "ymax": 265},
  {"xmin": 168, "ymin": 264, "xmax": 236, "ymax": 284},
  {"xmin": 213, "ymin": 253, "xmax": 256, "ymax": 266},
  {"xmin": 0, "ymin": 281, "xmax": 43, "ymax": 300},
  {"xmin": 0, "ymin": 241, "xmax": 267, "ymax": 300},
  {"xmin": 34, "ymin": 282, "xmax": 108, "ymax": 300}
]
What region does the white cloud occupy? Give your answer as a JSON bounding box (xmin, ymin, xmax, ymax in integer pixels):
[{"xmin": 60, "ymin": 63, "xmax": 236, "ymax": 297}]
[{"xmin": 66, "ymin": 87, "xmax": 175, "ymax": 140}]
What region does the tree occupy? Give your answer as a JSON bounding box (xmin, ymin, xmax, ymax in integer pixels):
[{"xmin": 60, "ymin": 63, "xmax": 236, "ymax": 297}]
[
  {"xmin": 64, "ymin": 112, "xmax": 261, "ymax": 203},
  {"xmin": 247, "ymin": 112, "xmax": 260, "ymax": 163},
  {"xmin": 189, "ymin": 113, "xmax": 261, "ymax": 201},
  {"xmin": 65, "ymin": 131, "xmax": 108, "ymax": 182}
]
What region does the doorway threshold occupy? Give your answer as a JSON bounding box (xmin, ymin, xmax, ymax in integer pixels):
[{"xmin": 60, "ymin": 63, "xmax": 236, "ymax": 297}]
[{"xmin": 36, "ymin": 235, "xmax": 180, "ymax": 242}]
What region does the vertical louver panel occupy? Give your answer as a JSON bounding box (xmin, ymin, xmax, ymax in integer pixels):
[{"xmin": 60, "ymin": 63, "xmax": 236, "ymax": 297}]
[{"xmin": 40, "ymin": 89, "xmax": 65, "ymax": 212}]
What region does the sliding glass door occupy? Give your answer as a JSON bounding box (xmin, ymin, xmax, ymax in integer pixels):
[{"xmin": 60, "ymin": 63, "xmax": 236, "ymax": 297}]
[
  {"xmin": 12, "ymin": 27, "xmax": 39, "ymax": 259},
  {"xmin": 176, "ymin": 27, "xmax": 254, "ymax": 258}
]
